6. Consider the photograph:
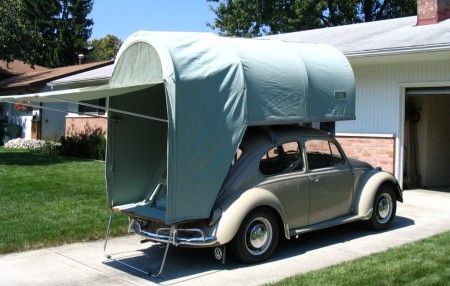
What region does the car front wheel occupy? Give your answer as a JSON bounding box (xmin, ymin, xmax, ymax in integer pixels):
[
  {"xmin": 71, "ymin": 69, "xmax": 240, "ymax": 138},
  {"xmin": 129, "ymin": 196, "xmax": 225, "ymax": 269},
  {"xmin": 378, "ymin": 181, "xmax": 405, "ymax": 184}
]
[
  {"xmin": 231, "ymin": 208, "xmax": 279, "ymax": 263},
  {"xmin": 369, "ymin": 185, "xmax": 397, "ymax": 230}
]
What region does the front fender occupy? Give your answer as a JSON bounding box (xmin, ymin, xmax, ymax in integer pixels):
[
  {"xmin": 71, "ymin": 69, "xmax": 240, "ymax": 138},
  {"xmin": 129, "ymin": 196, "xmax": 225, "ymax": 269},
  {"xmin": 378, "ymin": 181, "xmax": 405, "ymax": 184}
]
[
  {"xmin": 214, "ymin": 188, "xmax": 288, "ymax": 245},
  {"xmin": 355, "ymin": 170, "xmax": 402, "ymax": 217}
]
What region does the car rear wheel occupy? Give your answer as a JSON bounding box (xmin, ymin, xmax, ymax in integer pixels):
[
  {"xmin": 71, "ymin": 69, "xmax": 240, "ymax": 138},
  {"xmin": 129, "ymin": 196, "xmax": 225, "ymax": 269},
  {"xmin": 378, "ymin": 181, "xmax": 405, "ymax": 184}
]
[
  {"xmin": 369, "ymin": 185, "xmax": 397, "ymax": 230},
  {"xmin": 231, "ymin": 208, "xmax": 279, "ymax": 263}
]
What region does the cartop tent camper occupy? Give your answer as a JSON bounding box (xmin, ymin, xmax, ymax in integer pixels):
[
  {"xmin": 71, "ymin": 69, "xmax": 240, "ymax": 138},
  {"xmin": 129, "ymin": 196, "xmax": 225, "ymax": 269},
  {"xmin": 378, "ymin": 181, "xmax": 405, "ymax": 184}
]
[{"xmin": 1, "ymin": 32, "xmax": 399, "ymax": 277}]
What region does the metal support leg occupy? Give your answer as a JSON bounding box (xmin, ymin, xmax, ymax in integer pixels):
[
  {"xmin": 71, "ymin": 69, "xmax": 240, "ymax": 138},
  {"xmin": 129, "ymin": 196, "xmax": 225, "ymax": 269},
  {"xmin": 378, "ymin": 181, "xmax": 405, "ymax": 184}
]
[
  {"xmin": 103, "ymin": 210, "xmax": 113, "ymax": 258},
  {"xmin": 149, "ymin": 228, "xmax": 173, "ymax": 277},
  {"xmin": 103, "ymin": 210, "xmax": 172, "ymax": 277}
]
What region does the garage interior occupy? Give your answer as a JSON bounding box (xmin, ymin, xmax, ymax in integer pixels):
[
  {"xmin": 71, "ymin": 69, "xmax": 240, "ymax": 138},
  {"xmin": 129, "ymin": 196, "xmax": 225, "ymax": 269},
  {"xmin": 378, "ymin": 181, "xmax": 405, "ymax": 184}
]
[{"xmin": 404, "ymin": 87, "xmax": 450, "ymax": 189}]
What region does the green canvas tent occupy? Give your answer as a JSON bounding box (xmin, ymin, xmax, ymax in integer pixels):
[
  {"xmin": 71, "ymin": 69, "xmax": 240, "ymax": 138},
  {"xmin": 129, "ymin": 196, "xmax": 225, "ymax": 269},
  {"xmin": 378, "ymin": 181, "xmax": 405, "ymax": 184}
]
[{"xmin": 0, "ymin": 31, "xmax": 355, "ymax": 224}]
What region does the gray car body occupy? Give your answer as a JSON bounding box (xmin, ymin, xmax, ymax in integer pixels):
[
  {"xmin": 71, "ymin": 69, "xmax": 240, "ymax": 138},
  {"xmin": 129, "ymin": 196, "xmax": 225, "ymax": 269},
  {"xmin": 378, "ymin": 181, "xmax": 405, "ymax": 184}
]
[
  {"xmin": 210, "ymin": 125, "xmax": 402, "ymax": 244},
  {"xmin": 130, "ymin": 125, "xmax": 402, "ymax": 248}
]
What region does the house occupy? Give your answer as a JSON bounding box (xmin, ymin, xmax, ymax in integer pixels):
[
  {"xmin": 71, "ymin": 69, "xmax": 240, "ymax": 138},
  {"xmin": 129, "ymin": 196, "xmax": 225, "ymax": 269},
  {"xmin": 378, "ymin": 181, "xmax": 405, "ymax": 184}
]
[
  {"xmin": 0, "ymin": 60, "xmax": 113, "ymax": 139},
  {"xmin": 269, "ymin": 0, "xmax": 450, "ymax": 188},
  {"xmin": 44, "ymin": 64, "xmax": 114, "ymax": 138}
]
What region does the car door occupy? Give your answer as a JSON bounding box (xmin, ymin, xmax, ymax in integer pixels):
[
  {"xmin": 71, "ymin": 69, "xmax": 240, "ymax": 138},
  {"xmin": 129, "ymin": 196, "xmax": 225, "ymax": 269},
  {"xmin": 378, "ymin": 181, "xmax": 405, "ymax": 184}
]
[
  {"xmin": 304, "ymin": 139, "xmax": 354, "ymax": 225},
  {"xmin": 258, "ymin": 140, "xmax": 310, "ymax": 229}
]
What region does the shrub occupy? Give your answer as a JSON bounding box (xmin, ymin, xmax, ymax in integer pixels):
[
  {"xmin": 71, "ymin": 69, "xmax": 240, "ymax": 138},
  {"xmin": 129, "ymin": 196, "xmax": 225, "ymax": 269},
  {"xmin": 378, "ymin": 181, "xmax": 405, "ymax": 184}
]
[
  {"xmin": 38, "ymin": 140, "xmax": 63, "ymax": 156},
  {"xmin": 4, "ymin": 124, "xmax": 106, "ymax": 160},
  {"xmin": 60, "ymin": 126, "xmax": 106, "ymax": 160}
]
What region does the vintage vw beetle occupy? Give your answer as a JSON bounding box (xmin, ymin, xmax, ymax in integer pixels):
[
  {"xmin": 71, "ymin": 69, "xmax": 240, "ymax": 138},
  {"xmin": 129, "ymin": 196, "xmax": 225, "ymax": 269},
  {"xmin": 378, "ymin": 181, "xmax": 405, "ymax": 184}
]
[{"xmin": 127, "ymin": 125, "xmax": 402, "ymax": 264}]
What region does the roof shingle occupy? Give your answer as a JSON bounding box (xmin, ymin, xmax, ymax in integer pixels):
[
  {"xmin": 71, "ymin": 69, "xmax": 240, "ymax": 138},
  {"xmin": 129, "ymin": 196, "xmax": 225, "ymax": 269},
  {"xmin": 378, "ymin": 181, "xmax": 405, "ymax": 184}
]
[
  {"xmin": 0, "ymin": 61, "xmax": 113, "ymax": 91},
  {"xmin": 267, "ymin": 16, "xmax": 450, "ymax": 56}
]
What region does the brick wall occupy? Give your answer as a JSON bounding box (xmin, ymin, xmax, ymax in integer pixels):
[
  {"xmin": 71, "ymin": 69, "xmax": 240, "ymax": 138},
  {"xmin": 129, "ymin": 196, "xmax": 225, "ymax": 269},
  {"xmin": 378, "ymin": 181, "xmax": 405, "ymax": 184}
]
[
  {"xmin": 336, "ymin": 135, "xmax": 395, "ymax": 174},
  {"xmin": 65, "ymin": 117, "xmax": 107, "ymax": 136}
]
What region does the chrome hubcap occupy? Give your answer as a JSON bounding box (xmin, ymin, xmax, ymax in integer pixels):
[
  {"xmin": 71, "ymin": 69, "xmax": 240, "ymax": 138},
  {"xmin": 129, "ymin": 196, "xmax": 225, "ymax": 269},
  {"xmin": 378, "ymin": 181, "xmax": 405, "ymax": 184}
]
[
  {"xmin": 376, "ymin": 193, "xmax": 393, "ymax": 223},
  {"xmin": 246, "ymin": 217, "xmax": 272, "ymax": 255}
]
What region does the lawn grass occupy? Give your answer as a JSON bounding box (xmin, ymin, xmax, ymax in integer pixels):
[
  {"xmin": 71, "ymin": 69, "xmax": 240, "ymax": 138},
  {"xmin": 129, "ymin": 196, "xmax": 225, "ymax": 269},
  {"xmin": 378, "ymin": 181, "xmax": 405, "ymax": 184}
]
[
  {"xmin": 0, "ymin": 147, "xmax": 128, "ymax": 254},
  {"xmin": 272, "ymin": 230, "xmax": 450, "ymax": 286}
]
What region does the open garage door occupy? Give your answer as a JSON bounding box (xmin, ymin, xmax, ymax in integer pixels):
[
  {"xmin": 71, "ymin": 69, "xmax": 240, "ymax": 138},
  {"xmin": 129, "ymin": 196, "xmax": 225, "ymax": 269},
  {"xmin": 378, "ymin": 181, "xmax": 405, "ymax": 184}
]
[{"xmin": 404, "ymin": 87, "xmax": 450, "ymax": 188}]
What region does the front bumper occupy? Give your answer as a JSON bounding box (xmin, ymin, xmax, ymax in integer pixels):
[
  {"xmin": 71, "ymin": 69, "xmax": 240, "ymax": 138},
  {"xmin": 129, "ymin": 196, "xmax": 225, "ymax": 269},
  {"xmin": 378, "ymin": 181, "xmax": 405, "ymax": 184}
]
[{"xmin": 128, "ymin": 219, "xmax": 217, "ymax": 247}]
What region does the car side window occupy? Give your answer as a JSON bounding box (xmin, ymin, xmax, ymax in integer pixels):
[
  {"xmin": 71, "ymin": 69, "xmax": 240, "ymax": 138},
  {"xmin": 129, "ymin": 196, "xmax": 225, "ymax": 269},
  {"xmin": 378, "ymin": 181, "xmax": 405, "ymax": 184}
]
[
  {"xmin": 259, "ymin": 141, "xmax": 304, "ymax": 176},
  {"xmin": 305, "ymin": 139, "xmax": 344, "ymax": 170}
]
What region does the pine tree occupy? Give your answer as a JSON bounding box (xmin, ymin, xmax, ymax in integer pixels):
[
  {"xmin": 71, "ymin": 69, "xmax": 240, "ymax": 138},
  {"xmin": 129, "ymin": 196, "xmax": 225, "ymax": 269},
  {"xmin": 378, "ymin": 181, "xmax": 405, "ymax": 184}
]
[{"xmin": 21, "ymin": 0, "xmax": 93, "ymax": 67}]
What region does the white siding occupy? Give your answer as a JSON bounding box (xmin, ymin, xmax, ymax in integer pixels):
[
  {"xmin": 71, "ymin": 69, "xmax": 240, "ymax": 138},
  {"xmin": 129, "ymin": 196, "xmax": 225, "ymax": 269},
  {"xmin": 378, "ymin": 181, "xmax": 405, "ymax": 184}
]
[
  {"xmin": 336, "ymin": 59, "xmax": 450, "ymax": 135},
  {"xmin": 41, "ymin": 103, "xmax": 69, "ymax": 139}
]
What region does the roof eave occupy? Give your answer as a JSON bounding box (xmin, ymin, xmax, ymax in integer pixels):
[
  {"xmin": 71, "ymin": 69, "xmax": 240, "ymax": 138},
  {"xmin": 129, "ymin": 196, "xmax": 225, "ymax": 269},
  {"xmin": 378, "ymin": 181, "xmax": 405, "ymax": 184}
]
[
  {"xmin": 47, "ymin": 77, "xmax": 111, "ymax": 88},
  {"xmin": 346, "ymin": 44, "xmax": 450, "ymax": 65}
]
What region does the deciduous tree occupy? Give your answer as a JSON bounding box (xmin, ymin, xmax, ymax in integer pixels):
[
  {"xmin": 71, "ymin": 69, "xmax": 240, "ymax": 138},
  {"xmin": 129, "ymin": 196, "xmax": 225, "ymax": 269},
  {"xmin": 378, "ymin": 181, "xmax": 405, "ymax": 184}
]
[
  {"xmin": 86, "ymin": 34, "xmax": 123, "ymax": 62},
  {"xmin": 207, "ymin": 0, "xmax": 417, "ymax": 37},
  {"xmin": 0, "ymin": 0, "xmax": 42, "ymax": 67}
]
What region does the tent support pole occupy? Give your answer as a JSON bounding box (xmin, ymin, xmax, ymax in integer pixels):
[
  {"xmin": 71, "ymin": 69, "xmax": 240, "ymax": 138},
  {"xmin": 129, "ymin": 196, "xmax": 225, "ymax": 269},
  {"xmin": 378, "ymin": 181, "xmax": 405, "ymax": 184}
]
[
  {"xmin": 103, "ymin": 210, "xmax": 172, "ymax": 278},
  {"xmin": 3, "ymin": 99, "xmax": 166, "ymax": 123},
  {"xmin": 47, "ymin": 95, "xmax": 168, "ymax": 122},
  {"xmin": 2, "ymin": 100, "xmax": 108, "ymax": 120}
]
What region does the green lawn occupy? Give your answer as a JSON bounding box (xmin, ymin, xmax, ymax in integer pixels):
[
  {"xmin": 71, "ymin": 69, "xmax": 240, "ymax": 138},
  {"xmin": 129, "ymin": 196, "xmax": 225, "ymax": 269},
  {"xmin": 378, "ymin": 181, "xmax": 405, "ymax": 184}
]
[
  {"xmin": 0, "ymin": 147, "xmax": 128, "ymax": 254},
  {"xmin": 272, "ymin": 230, "xmax": 450, "ymax": 286}
]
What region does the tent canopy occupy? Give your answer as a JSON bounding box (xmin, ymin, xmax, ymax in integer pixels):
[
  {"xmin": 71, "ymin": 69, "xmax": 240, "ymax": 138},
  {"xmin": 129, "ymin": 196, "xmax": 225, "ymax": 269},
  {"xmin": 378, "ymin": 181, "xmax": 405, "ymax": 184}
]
[{"xmin": 0, "ymin": 31, "xmax": 355, "ymax": 224}]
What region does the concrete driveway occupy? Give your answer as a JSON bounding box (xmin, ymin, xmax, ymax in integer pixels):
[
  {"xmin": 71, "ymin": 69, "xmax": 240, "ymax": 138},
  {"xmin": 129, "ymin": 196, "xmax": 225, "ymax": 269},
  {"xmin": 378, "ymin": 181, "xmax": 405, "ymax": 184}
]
[{"xmin": 1, "ymin": 189, "xmax": 449, "ymax": 286}]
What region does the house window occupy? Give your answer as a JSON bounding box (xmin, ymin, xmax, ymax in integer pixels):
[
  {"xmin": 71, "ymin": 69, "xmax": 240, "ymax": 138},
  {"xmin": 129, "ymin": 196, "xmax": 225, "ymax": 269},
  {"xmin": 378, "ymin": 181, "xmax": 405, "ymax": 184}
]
[{"xmin": 78, "ymin": 98, "xmax": 106, "ymax": 115}]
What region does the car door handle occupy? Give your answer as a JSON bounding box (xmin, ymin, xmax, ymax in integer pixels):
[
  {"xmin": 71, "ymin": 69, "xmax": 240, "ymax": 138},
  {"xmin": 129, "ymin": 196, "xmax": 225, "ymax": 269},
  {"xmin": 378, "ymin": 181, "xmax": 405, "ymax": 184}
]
[{"xmin": 309, "ymin": 176, "xmax": 320, "ymax": 183}]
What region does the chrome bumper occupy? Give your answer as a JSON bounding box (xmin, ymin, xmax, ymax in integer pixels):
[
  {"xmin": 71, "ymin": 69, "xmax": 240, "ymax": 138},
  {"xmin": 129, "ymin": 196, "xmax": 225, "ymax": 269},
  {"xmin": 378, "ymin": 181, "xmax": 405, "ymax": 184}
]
[{"xmin": 129, "ymin": 219, "xmax": 217, "ymax": 247}]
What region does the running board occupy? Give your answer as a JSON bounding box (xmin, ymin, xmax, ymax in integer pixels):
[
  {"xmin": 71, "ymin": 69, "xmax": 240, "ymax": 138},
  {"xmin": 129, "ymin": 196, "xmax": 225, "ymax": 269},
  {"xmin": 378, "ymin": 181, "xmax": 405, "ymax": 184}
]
[{"xmin": 289, "ymin": 209, "xmax": 372, "ymax": 236}]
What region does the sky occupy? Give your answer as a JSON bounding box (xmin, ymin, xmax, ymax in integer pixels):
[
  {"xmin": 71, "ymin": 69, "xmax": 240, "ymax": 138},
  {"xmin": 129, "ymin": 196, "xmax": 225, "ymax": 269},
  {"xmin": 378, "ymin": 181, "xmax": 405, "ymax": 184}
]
[{"xmin": 89, "ymin": 0, "xmax": 217, "ymax": 40}]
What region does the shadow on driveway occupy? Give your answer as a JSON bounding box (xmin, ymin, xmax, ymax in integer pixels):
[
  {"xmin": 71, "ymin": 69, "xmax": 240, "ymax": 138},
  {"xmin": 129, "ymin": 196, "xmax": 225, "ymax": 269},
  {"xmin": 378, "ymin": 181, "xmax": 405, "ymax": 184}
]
[{"xmin": 103, "ymin": 215, "xmax": 414, "ymax": 283}]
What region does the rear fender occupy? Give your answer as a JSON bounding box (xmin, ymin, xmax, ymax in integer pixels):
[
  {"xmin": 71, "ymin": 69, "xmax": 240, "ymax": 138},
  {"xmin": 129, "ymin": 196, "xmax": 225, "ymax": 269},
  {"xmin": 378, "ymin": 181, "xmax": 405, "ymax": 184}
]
[
  {"xmin": 214, "ymin": 188, "xmax": 288, "ymax": 245},
  {"xmin": 355, "ymin": 170, "xmax": 402, "ymax": 217}
]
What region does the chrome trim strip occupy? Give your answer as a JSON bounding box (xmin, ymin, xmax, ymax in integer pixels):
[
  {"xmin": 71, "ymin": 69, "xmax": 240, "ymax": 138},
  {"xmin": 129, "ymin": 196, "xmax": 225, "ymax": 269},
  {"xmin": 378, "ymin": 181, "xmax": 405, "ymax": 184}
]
[{"xmin": 289, "ymin": 213, "xmax": 371, "ymax": 236}]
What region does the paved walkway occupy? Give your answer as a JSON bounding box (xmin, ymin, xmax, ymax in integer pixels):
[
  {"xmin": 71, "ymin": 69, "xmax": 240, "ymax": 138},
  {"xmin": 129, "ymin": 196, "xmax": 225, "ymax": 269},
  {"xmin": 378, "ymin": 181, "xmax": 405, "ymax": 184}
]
[{"xmin": 1, "ymin": 189, "xmax": 450, "ymax": 286}]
